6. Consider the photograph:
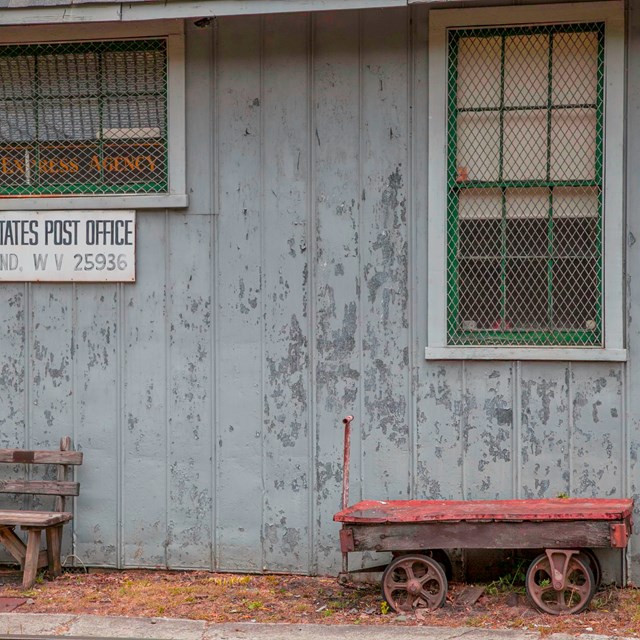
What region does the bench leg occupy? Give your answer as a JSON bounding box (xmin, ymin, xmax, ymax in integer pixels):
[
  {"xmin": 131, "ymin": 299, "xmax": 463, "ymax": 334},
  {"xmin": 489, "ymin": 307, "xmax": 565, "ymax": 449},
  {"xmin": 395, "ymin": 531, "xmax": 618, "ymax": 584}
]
[
  {"xmin": 46, "ymin": 526, "xmax": 63, "ymax": 577},
  {"xmin": 22, "ymin": 529, "xmax": 41, "ymax": 590},
  {"xmin": 0, "ymin": 526, "xmax": 26, "ymax": 566}
]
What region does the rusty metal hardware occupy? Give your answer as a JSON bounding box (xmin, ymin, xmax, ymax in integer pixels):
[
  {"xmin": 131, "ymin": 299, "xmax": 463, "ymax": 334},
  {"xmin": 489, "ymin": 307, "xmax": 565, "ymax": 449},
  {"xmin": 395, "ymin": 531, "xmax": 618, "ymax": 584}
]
[
  {"xmin": 545, "ymin": 549, "xmax": 579, "ymax": 591},
  {"xmin": 339, "ymin": 528, "xmax": 355, "ymax": 553},
  {"xmin": 610, "ymin": 522, "xmax": 629, "ymax": 548}
]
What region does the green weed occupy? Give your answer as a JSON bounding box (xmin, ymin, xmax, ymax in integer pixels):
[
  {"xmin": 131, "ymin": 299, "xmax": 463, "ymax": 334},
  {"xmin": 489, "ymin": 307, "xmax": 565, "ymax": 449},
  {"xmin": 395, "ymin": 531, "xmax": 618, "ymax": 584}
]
[{"xmin": 485, "ymin": 559, "xmax": 527, "ymax": 596}]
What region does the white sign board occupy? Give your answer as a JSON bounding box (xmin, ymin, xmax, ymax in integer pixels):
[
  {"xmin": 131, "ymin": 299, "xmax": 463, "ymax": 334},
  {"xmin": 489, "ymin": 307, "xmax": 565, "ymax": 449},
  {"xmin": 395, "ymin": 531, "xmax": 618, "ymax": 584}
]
[{"xmin": 0, "ymin": 210, "xmax": 135, "ymax": 282}]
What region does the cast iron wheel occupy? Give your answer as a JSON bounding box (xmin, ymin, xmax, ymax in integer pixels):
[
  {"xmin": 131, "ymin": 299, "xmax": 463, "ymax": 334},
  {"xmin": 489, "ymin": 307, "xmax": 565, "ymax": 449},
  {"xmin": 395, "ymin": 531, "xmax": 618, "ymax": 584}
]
[
  {"xmin": 579, "ymin": 548, "xmax": 602, "ymax": 591},
  {"xmin": 381, "ymin": 554, "xmax": 447, "ymax": 612},
  {"xmin": 525, "ymin": 553, "xmax": 595, "ymax": 615}
]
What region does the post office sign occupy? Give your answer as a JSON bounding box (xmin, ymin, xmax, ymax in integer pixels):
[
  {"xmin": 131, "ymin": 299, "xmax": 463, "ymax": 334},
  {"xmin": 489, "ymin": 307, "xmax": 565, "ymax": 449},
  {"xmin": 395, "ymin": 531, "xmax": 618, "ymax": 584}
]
[{"xmin": 0, "ymin": 210, "xmax": 135, "ymax": 282}]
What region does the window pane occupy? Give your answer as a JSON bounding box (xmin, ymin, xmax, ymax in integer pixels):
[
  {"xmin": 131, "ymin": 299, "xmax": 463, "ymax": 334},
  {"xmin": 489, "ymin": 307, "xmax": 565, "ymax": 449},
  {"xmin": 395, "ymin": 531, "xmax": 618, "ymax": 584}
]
[
  {"xmin": 553, "ymin": 186, "xmax": 599, "ymax": 218},
  {"xmin": 459, "ymin": 219, "xmax": 502, "ymax": 257},
  {"xmin": 506, "ymin": 187, "xmax": 549, "ymax": 219},
  {"xmin": 456, "ymin": 36, "xmax": 502, "ymax": 109},
  {"xmin": 0, "ymin": 100, "xmax": 36, "ymax": 142},
  {"xmin": 506, "ymin": 219, "xmax": 548, "ymax": 257},
  {"xmin": 0, "ymin": 55, "xmax": 34, "ymax": 99},
  {"xmin": 550, "ymin": 108, "xmax": 597, "ymax": 181},
  {"xmin": 103, "ymin": 50, "xmax": 166, "ymax": 95},
  {"xmin": 0, "ymin": 145, "xmax": 31, "ymax": 188},
  {"xmin": 504, "ymin": 34, "xmax": 548, "ymax": 108},
  {"xmin": 553, "ymin": 218, "xmax": 599, "ymax": 258},
  {"xmin": 503, "ymin": 109, "xmax": 547, "ymax": 181},
  {"xmin": 39, "ymin": 98, "xmax": 100, "ymax": 141},
  {"xmin": 103, "ymin": 96, "xmax": 165, "ymax": 135},
  {"xmin": 552, "ymin": 257, "xmax": 599, "ymax": 330},
  {"xmin": 39, "ymin": 53, "xmax": 99, "ymax": 97},
  {"xmin": 459, "ymin": 188, "xmax": 502, "ymax": 220},
  {"xmin": 552, "ymin": 31, "xmax": 598, "ymax": 106},
  {"xmin": 38, "ymin": 143, "xmax": 99, "ymax": 186},
  {"xmin": 457, "ymin": 111, "xmax": 501, "ymax": 181},
  {"xmin": 505, "ymin": 258, "xmax": 548, "ymax": 329},
  {"xmin": 458, "ymin": 258, "xmax": 502, "ymax": 330}
]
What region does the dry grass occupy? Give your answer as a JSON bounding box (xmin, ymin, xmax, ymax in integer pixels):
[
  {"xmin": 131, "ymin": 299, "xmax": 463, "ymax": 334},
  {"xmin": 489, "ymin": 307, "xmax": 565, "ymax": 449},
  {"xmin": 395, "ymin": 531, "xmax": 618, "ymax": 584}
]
[{"xmin": 1, "ymin": 569, "xmax": 639, "ymax": 636}]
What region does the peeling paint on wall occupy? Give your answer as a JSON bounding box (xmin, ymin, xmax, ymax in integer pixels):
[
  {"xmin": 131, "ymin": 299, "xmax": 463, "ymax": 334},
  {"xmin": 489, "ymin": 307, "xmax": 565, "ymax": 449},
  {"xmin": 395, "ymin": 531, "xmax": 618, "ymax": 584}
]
[{"xmin": 0, "ymin": 5, "xmax": 636, "ymax": 585}]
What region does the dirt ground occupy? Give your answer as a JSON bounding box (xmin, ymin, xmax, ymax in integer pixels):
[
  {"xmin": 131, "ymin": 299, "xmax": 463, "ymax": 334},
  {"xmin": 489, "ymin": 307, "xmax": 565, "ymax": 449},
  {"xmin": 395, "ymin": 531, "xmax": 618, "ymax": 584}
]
[{"xmin": 0, "ymin": 568, "xmax": 638, "ymax": 637}]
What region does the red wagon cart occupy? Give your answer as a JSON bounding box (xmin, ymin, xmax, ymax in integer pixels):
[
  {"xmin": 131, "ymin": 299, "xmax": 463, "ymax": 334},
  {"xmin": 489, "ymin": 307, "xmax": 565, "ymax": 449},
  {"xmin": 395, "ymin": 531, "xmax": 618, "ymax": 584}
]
[{"xmin": 333, "ymin": 416, "xmax": 634, "ymax": 615}]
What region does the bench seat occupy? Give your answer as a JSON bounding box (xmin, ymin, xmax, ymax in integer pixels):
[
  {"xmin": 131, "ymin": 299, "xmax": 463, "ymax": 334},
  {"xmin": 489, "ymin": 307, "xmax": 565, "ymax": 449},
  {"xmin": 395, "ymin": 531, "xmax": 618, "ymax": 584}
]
[{"xmin": 0, "ymin": 510, "xmax": 73, "ymax": 528}]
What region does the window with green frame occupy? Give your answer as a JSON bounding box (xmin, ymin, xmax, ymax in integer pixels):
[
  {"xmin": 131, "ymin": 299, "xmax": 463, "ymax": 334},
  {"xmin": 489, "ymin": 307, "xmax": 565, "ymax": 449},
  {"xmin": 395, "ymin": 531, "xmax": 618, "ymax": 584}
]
[
  {"xmin": 0, "ymin": 38, "xmax": 168, "ymax": 197},
  {"xmin": 446, "ymin": 23, "xmax": 604, "ymax": 347}
]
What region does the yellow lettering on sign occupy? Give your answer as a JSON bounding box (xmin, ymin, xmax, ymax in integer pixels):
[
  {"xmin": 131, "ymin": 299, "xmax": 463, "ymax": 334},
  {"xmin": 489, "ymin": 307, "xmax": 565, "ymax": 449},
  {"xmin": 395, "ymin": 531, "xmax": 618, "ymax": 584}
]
[
  {"xmin": 0, "ymin": 153, "xmax": 158, "ymax": 176},
  {"xmin": 1, "ymin": 158, "xmax": 13, "ymax": 174}
]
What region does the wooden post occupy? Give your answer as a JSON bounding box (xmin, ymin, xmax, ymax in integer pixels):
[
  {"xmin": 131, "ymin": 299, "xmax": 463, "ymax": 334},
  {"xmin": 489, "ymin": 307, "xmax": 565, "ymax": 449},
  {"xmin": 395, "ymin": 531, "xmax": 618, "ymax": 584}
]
[
  {"xmin": 22, "ymin": 529, "xmax": 42, "ymax": 590},
  {"xmin": 55, "ymin": 437, "xmax": 72, "ymax": 513},
  {"xmin": 46, "ymin": 526, "xmax": 63, "ymax": 577}
]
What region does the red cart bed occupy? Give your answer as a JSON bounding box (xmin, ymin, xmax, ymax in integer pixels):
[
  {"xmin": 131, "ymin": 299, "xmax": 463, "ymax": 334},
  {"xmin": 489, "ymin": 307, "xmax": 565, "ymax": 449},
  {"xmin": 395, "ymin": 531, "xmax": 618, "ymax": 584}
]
[{"xmin": 333, "ymin": 416, "xmax": 634, "ymax": 616}]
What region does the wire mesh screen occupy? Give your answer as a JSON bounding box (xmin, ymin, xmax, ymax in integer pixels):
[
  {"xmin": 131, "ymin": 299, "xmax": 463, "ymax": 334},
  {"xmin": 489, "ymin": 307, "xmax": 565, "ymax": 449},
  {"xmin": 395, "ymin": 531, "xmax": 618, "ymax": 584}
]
[
  {"xmin": 0, "ymin": 39, "xmax": 167, "ymax": 196},
  {"xmin": 447, "ymin": 24, "xmax": 604, "ymax": 347}
]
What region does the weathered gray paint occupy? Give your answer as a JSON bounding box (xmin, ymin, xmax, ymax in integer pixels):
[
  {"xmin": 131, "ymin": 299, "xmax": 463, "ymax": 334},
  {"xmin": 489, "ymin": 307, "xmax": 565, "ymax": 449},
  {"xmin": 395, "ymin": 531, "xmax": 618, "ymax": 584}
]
[
  {"xmin": 0, "ymin": 3, "xmax": 638, "ymax": 582},
  {"xmin": 625, "ymin": 0, "xmax": 640, "ymax": 580}
]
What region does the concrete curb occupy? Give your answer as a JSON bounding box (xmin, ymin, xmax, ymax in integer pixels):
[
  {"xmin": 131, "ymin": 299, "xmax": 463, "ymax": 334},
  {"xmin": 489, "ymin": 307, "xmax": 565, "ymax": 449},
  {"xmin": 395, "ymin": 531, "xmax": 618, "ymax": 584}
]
[{"xmin": 0, "ymin": 615, "xmax": 635, "ymax": 640}]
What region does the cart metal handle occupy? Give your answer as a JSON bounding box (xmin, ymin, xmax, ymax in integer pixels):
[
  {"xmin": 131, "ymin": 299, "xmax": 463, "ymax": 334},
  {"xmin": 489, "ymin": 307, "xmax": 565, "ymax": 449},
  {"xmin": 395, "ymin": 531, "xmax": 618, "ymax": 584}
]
[{"xmin": 341, "ymin": 415, "xmax": 354, "ymax": 512}]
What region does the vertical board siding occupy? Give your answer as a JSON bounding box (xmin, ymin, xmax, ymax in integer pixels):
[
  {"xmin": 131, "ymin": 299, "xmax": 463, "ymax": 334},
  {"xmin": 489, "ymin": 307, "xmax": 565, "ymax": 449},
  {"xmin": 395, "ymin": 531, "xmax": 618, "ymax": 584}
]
[
  {"xmin": 462, "ymin": 363, "xmax": 514, "ymax": 499},
  {"xmin": 359, "ymin": 9, "xmax": 411, "ymax": 502},
  {"xmin": 121, "ymin": 212, "xmax": 168, "ymax": 567},
  {"xmin": 313, "ymin": 10, "xmax": 363, "ymax": 574},
  {"xmin": 261, "ymin": 13, "xmax": 311, "ymax": 572},
  {"xmin": 184, "ymin": 22, "xmax": 214, "ymax": 216},
  {"xmin": 570, "ymin": 364, "xmax": 624, "ymax": 498},
  {"xmin": 0, "ymin": 286, "xmax": 25, "ymax": 448},
  {"xmin": 0, "ymin": 286, "xmax": 28, "ymax": 528},
  {"xmin": 29, "ymin": 285, "xmax": 74, "ymax": 553},
  {"xmin": 215, "ymin": 15, "xmax": 264, "ymax": 572},
  {"xmin": 416, "ymin": 364, "xmax": 464, "ymax": 500},
  {"xmin": 29, "ymin": 285, "xmax": 74, "ymax": 449},
  {"xmin": 74, "ymin": 285, "xmax": 119, "ymax": 566},
  {"xmin": 167, "ymin": 214, "xmax": 214, "ymax": 568},
  {"xmin": 0, "ymin": 5, "xmax": 634, "ymax": 579},
  {"xmin": 625, "ymin": 0, "xmax": 640, "ymax": 582},
  {"xmin": 519, "ymin": 363, "xmax": 570, "ymax": 499}
]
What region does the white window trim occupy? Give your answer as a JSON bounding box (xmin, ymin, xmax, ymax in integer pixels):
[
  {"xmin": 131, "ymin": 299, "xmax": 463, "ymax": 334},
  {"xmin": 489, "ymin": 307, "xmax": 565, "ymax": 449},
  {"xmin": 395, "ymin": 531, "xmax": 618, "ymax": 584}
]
[
  {"xmin": 426, "ymin": 2, "xmax": 626, "ymax": 362},
  {"xmin": 0, "ymin": 20, "xmax": 187, "ymax": 210}
]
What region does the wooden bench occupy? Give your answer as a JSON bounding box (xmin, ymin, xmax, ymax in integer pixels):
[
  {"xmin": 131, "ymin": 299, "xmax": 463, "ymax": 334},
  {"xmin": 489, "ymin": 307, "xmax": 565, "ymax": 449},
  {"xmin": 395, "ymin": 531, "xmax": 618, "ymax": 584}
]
[{"xmin": 0, "ymin": 437, "xmax": 82, "ymax": 589}]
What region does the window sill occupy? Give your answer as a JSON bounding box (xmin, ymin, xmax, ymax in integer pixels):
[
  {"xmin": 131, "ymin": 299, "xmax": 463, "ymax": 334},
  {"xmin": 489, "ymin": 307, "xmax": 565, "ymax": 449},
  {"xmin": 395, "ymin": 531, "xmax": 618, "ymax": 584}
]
[
  {"xmin": 425, "ymin": 346, "xmax": 627, "ymax": 362},
  {"xmin": 0, "ymin": 194, "xmax": 189, "ymax": 210}
]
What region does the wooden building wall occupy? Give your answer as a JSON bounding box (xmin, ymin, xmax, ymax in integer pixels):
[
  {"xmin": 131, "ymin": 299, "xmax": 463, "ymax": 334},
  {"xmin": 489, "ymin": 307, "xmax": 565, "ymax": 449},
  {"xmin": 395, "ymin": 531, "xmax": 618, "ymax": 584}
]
[{"xmin": 0, "ymin": 3, "xmax": 638, "ymax": 580}]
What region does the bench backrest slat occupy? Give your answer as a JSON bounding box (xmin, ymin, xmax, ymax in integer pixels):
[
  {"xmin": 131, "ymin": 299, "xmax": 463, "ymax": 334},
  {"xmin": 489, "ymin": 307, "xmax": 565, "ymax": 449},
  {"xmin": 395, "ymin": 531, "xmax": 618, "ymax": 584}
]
[
  {"xmin": 0, "ymin": 437, "xmax": 81, "ymax": 512},
  {"xmin": 0, "ymin": 450, "xmax": 82, "ymax": 465},
  {"xmin": 0, "ymin": 480, "xmax": 79, "ymax": 497}
]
